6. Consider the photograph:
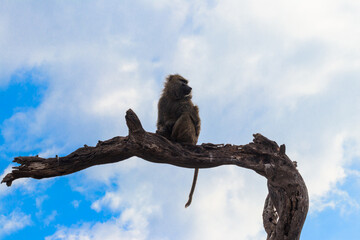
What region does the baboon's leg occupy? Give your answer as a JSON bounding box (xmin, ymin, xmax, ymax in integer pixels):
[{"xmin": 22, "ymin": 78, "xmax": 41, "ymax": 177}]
[{"xmin": 171, "ymin": 114, "xmax": 196, "ymax": 144}]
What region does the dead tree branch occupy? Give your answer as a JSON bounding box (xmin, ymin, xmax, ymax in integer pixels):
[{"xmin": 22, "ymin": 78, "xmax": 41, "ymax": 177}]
[{"xmin": 1, "ymin": 109, "xmax": 308, "ymax": 240}]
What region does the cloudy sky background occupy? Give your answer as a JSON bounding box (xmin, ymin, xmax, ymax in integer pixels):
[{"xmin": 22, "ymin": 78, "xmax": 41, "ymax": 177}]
[{"xmin": 1, "ymin": 0, "xmax": 360, "ymax": 239}]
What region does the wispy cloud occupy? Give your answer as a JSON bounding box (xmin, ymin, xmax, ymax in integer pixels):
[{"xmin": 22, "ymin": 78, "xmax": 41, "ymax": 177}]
[
  {"xmin": 0, "ymin": 210, "xmax": 32, "ymax": 237},
  {"xmin": 46, "ymin": 209, "xmax": 150, "ymax": 240},
  {"xmin": 44, "ymin": 210, "xmax": 58, "ymax": 226}
]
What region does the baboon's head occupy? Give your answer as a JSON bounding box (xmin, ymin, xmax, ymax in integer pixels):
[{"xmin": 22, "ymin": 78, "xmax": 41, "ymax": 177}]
[{"xmin": 164, "ymin": 74, "xmax": 192, "ymax": 100}]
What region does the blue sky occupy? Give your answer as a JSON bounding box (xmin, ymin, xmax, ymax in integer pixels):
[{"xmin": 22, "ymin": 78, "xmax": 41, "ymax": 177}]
[{"xmin": 1, "ymin": 0, "xmax": 360, "ymax": 239}]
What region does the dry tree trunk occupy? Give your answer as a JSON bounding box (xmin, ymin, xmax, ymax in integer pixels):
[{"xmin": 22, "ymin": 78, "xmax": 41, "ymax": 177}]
[{"xmin": 1, "ymin": 109, "xmax": 308, "ymax": 240}]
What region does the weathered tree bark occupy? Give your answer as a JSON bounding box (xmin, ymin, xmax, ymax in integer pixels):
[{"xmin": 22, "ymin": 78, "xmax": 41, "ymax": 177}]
[{"xmin": 1, "ymin": 109, "xmax": 308, "ymax": 240}]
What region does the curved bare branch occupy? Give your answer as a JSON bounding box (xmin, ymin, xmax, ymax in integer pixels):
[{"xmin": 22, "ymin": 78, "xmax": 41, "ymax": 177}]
[{"xmin": 1, "ymin": 109, "xmax": 308, "ymax": 240}]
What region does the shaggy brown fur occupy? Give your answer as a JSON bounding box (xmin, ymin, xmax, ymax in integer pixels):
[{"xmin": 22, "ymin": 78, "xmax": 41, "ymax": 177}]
[{"xmin": 157, "ymin": 74, "xmax": 201, "ymax": 207}]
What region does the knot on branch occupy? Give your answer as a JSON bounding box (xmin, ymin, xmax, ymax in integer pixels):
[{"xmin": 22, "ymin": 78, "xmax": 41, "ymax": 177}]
[
  {"xmin": 126, "ymin": 109, "xmax": 145, "ymax": 135},
  {"xmin": 1, "ymin": 173, "xmax": 15, "ymax": 187}
]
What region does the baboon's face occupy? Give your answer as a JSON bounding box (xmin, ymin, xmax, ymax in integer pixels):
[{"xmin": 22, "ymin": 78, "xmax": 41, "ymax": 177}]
[
  {"xmin": 166, "ymin": 75, "xmax": 192, "ymax": 99},
  {"xmin": 179, "ymin": 78, "xmax": 192, "ymax": 96}
]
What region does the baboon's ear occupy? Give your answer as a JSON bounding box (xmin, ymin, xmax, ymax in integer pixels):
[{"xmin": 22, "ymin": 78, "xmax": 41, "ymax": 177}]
[{"xmin": 166, "ymin": 75, "xmax": 174, "ymax": 82}]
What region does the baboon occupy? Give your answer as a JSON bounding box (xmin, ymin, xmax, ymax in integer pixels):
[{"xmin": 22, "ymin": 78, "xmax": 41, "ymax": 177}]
[{"xmin": 157, "ymin": 74, "xmax": 201, "ymax": 208}]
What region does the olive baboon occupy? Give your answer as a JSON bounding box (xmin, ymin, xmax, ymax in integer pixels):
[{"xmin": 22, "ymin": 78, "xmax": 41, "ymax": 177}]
[{"xmin": 156, "ymin": 74, "xmax": 201, "ymax": 208}]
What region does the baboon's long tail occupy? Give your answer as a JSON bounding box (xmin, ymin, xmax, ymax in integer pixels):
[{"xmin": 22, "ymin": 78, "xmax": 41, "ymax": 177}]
[{"xmin": 185, "ymin": 168, "xmax": 199, "ymax": 208}]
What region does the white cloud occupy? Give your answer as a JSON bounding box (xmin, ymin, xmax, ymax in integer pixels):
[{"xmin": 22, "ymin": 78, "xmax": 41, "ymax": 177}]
[
  {"xmin": 91, "ymin": 192, "xmax": 123, "ymax": 213},
  {"xmin": 0, "ymin": 209, "xmax": 32, "ymax": 237},
  {"xmin": 44, "ymin": 210, "xmax": 58, "ymax": 226},
  {"xmin": 190, "ymin": 168, "xmax": 267, "ymax": 240},
  {"xmin": 46, "ymin": 208, "xmax": 151, "ymax": 240},
  {"xmin": 71, "ymin": 159, "xmax": 267, "ymax": 240},
  {"xmin": 167, "ymin": 0, "xmax": 360, "ymax": 215},
  {"xmin": 1, "ymin": 0, "xmax": 360, "ymax": 239},
  {"xmin": 72, "ymin": 200, "xmax": 81, "ymax": 209},
  {"xmin": 36, "ymin": 195, "xmax": 49, "ymax": 209}
]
